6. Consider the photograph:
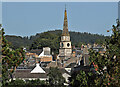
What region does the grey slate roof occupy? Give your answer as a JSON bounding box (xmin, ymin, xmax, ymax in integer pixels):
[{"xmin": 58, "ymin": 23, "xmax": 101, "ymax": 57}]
[
  {"xmin": 65, "ymin": 63, "xmax": 76, "ymax": 68},
  {"xmin": 72, "ymin": 65, "xmax": 90, "ymax": 73},
  {"xmin": 12, "ymin": 68, "xmax": 70, "ymax": 79},
  {"xmin": 13, "ymin": 69, "xmax": 47, "ymax": 78},
  {"xmin": 29, "ymin": 49, "xmax": 43, "ymax": 55}
]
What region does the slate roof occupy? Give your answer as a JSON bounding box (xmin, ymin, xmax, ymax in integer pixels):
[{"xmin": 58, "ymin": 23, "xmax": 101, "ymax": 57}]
[
  {"xmin": 29, "ymin": 49, "xmax": 43, "ymax": 55},
  {"xmin": 13, "ymin": 69, "xmax": 47, "ymax": 78},
  {"xmin": 46, "ymin": 62, "xmax": 62, "ymax": 68},
  {"xmin": 72, "ymin": 65, "xmax": 90, "ymax": 73},
  {"xmin": 12, "ymin": 68, "xmax": 70, "ymax": 79},
  {"xmin": 65, "ymin": 63, "xmax": 76, "ymax": 69}
]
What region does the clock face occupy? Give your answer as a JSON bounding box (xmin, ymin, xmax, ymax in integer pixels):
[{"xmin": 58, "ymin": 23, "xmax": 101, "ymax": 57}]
[
  {"xmin": 66, "ymin": 36, "xmax": 70, "ymax": 41},
  {"xmin": 67, "ymin": 43, "xmax": 70, "ymax": 47}
]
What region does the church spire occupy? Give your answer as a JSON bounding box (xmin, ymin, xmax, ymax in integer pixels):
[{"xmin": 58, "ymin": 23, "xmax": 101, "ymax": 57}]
[{"xmin": 62, "ymin": 5, "xmax": 70, "ymax": 36}]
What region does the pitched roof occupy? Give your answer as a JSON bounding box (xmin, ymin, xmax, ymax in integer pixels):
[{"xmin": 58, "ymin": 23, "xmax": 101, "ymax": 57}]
[
  {"xmin": 46, "ymin": 61, "xmax": 62, "ymax": 68},
  {"xmin": 29, "ymin": 49, "xmax": 43, "ymax": 55},
  {"xmin": 31, "ymin": 64, "xmax": 46, "ymax": 73},
  {"xmin": 73, "ymin": 65, "xmax": 90, "ymax": 73},
  {"xmin": 13, "ymin": 69, "xmax": 47, "ymax": 78},
  {"xmin": 38, "ymin": 51, "xmax": 52, "ymax": 57},
  {"xmin": 65, "ymin": 63, "xmax": 76, "ymax": 68},
  {"xmin": 12, "ymin": 68, "xmax": 70, "ymax": 79}
]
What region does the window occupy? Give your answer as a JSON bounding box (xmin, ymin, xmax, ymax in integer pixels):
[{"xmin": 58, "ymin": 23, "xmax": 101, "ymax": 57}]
[
  {"xmin": 62, "ymin": 43, "xmax": 64, "ymax": 47},
  {"xmin": 67, "ymin": 43, "xmax": 70, "ymax": 47}
]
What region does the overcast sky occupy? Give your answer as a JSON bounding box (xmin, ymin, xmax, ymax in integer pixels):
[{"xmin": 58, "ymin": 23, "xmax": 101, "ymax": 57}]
[{"xmin": 2, "ymin": 2, "xmax": 118, "ymax": 37}]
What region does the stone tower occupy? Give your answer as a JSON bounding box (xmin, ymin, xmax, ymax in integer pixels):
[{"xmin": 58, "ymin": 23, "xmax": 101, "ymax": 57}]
[{"xmin": 59, "ymin": 7, "xmax": 72, "ymax": 62}]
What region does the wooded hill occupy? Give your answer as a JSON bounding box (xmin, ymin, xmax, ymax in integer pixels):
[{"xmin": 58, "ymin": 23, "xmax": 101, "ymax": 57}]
[{"xmin": 5, "ymin": 30, "xmax": 109, "ymax": 51}]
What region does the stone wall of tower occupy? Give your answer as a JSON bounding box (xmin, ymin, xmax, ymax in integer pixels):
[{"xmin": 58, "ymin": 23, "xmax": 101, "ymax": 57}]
[
  {"xmin": 61, "ymin": 36, "xmax": 70, "ymax": 41},
  {"xmin": 59, "ymin": 48, "xmax": 72, "ymax": 58},
  {"xmin": 60, "ymin": 41, "xmax": 71, "ymax": 49}
]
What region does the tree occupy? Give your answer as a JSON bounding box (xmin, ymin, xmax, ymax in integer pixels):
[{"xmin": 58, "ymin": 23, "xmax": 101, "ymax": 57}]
[
  {"xmin": 48, "ymin": 67, "xmax": 65, "ymax": 86},
  {"xmin": 30, "ymin": 32, "xmax": 60, "ymax": 54},
  {"xmin": 69, "ymin": 20, "xmax": 120, "ymax": 87},
  {"xmin": 7, "ymin": 79, "xmax": 26, "ymax": 87},
  {"xmin": 25, "ymin": 79, "xmax": 48, "ymax": 86},
  {"xmin": 89, "ymin": 20, "xmax": 120, "ymax": 86},
  {"xmin": 6, "ymin": 29, "xmax": 108, "ymax": 51},
  {"xmin": 1, "ymin": 26, "xmax": 25, "ymax": 86},
  {"xmin": 69, "ymin": 70, "xmax": 96, "ymax": 87},
  {"xmin": 70, "ymin": 70, "xmax": 88, "ymax": 87},
  {"xmin": 6, "ymin": 79, "xmax": 48, "ymax": 87},
  {"xmin": 95, "ymin": 39, "xmax": 105, "ymax": 45}
]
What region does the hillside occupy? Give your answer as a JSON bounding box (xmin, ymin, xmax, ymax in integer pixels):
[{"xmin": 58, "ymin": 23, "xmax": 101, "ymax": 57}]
[{"xmin": 5, "ymin": 30, "xmax": 109, "ymax": 50}]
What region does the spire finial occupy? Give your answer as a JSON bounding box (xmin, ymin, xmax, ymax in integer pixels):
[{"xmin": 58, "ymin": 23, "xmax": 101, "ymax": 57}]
[{"xmin": 65, "ymin": 4, "xmax": 66, "ymax": 10}]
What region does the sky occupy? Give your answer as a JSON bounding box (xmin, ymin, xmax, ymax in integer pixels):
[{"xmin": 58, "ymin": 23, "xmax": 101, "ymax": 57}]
[
  {"xmin": 118, "ymin": 1, "xmax": 120, "ymax": 19},
  {"xmin": 0, "ymin": 1, "xmax": 2, "ymax": 24},
  {"xmin": 2, "ymin": 2, "xmax": 118, "ymax": 37},
  {"xmin": 1, "ymin": 0, "xmax": 120, "ymax": 2}
]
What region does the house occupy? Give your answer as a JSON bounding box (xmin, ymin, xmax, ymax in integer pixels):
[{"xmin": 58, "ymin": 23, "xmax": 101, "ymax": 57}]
[
  {"xmin": 12, "ymin": 64, "xmax": 48, "ymax": 81},
  {"xmin": 11, "ymin": 63, "xmax": 71, "ymax": 83},
  {"xmin": 17, "ymin": 52, "xmax": 38, "ymax": 69},
  {"xmin": 37, "ymin": 47, "xmax": 53, "ymax": 62},
  {"xmin": 19, "ymin": 47, "xmax": 53, "ymax": 68}
]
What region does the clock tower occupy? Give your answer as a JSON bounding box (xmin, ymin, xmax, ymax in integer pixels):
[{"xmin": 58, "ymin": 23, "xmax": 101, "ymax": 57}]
[{"xmin": 59, "ymin": 7, "xmax": 72, "ymax": 61}]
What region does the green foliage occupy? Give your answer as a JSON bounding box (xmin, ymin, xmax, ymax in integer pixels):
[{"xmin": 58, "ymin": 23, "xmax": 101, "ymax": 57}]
[
  {"xmin": 26, "ymin": 79, "xmax": 47, "ymax": 86},
  {"xmin": 95, "ymin": 39, "xmax": 106, "ymax": 45},
  {"xmin": 6, "ymin": 79, "xmax": 48, "ymax": 87},
  {"xmin": 89, "ymin": 21, "xmax": 120, "ymax": 86},
  {"xmin": 70, "ymin": 71, "xmax": 96, "ymax": 87},
  {"xmin": 7, "ymin": 79, "xmax": 25, "ymax": 87},
  {"xmin": 5, "ymin": 30, "xmax": 108, "ymax": 50},
  {"xmin": 70, "ymin": 71, "xmax": 88, "ymax": 87},
  {"xmin": 70, "ymin": 31, "xmax": 108, "ymax": 45},
  {"xmin": 5, "ymin": 35, "xmax": 31, "ymax": 49},
  {"xmin": 0, "ymin": 82, "xmax": 2, "ymax": 87},
  {"xmin": 70, "ymin": 20, "xmax": 120, "ymax": 87},
  {"xmin": 48, "ymin": 67, "xmax": 65, "ymax": 86},
  {"xmin": 1, "ymin": 27, "xmax": 25, "ymax": 86},
  {"xmin": 30, "ymin": 32, "xmax": 60, "ymax": 54}
]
